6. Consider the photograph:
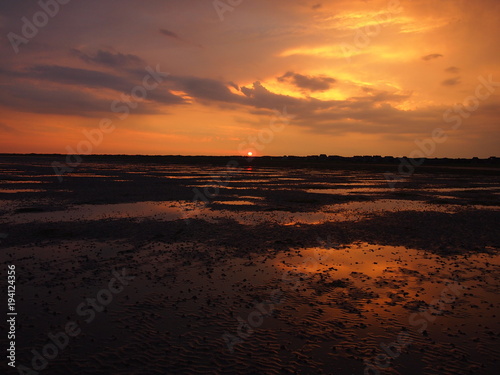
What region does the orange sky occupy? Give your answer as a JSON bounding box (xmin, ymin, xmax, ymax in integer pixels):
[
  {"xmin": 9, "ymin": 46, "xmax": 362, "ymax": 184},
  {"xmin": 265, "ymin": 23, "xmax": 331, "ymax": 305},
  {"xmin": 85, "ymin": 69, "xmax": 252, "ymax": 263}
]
[{"xmin": 0, "ymin": 0, "xmax": 499, "ymax": 157}]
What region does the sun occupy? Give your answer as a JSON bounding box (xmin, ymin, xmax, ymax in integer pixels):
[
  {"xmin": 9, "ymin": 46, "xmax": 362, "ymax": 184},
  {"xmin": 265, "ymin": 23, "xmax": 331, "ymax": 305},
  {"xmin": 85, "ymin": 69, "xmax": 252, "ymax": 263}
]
[{"xmin": 247, "ymin": 151, "xmax": 253, "ymax": 156}]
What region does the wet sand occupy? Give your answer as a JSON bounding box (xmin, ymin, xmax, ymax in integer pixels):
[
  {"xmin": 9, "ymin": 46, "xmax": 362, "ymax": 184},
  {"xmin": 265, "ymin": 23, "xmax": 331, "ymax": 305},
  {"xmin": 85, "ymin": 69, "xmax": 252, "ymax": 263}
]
[{"xmin": 0, "ymin": 155, "xmax": 499, "ymax": 374}]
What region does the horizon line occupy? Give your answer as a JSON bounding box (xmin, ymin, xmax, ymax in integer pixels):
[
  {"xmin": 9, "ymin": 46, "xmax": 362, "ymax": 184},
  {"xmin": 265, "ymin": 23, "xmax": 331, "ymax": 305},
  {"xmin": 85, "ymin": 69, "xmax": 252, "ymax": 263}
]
[{"xmin": 0, "ymin": 153, "xmax": 498, "ymax": 159}]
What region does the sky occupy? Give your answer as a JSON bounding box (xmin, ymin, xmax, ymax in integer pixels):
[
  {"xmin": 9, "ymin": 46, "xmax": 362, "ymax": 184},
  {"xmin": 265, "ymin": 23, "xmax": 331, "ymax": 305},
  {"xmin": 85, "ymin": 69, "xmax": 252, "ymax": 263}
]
[{"xmin": 0, "ymin": 0, "xmax": 499, "ymax": 157}]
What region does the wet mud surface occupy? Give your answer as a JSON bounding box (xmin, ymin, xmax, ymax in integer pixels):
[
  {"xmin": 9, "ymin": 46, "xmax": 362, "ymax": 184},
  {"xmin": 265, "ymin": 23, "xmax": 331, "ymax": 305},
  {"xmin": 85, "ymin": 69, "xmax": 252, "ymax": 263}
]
[{"xmin": 0, "ymin": 156, "xmax": 499, "ymax": 374}]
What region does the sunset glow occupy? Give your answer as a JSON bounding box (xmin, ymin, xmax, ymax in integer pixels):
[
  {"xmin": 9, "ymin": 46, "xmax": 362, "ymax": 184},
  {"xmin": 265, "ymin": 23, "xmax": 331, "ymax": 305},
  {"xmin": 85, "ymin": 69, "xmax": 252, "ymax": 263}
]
[{"xmin": 0, "ymin": 0, "xmax": 499, "ymax": 157}]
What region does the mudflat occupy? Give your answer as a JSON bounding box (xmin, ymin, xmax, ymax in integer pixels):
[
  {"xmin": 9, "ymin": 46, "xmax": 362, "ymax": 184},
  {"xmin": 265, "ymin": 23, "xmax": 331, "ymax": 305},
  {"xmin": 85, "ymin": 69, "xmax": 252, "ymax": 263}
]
[{"xmin": 1, "ymin": 154, "xmax": 499, "ymax": 374}]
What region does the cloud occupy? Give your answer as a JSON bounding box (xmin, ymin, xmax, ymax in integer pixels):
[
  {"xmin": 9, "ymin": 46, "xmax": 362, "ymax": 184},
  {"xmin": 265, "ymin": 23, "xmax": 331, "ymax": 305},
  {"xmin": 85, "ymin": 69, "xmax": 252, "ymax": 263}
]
[
  {"xmin": 28, "ymin": 65, "xmax": 136, "ymax": 92},
  {"xmin": 422, "ymin": 53, "xmax": 443, "ymax": 61},
  {"xmin": 445, "ymin": 66, "xmax": 460, "ymax": 73},
  {"xmin": 167, "ymin": 75, "xmax": 240, "ymax": 104},
  {"xmin": 0, "ymin": 63, "xmax": 186, "ymax": 117},
  {"xmin": 441, "ymin": 77, "xmax": 461, "ymax": 86},
  {"xmin": 22, "ymin": 65, "xmax": 184, "ymax": 105},
  {"xmin": 228, "ymin": 81, "xmax": 239, "ymax": 91},
  {"xmin": 0, "ymin": 82, "xmax": 114, "ymax": 116},
  {"xmin": 72, "ymin": 49, "xmax": 145, "ymax": 68},
  {"xmin": 165, "ymin": 75, "xmax": 330, "ymax": 112},
  {"xmin": 164, "ymin": 74, "xmax": 424, "ymax": 136},
  {"xmin": 0, "ymin": 58, "xmax": 435, "ymax": 138},
  {"xmin": 277, "ymin": 71, "xmax": 336, "ymax": 92},
  {"xmin": 241, "ymin": 81, "xmax": 316, "ymax": 110},
  {"xmin": 351, "ymin": 88, "xmax": 412, "ymax": 103},
  {"xmin": 146, "ymin": 89, "xmax": 187, "ymax": 106},
  {"xmin": 159, "ymin": 28, "xmax": 183, "ymax": 41},
  {"xmin": 159, "ymin": 28, "xmax": 202, "ymax": 48},
  {"xmin": 235, "ymin": 83, "xmax": 423, "ymax": 136},
  {"xmin": 0, "ymin": 79, "xmax": 183, "ymax": 117}
]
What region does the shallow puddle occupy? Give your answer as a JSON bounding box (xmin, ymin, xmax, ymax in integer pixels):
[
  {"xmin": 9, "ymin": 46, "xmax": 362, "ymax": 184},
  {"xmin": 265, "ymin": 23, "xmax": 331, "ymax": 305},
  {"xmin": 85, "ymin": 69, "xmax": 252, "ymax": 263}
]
[
  {"xmin": 307, "ymin": 188, "xmax": 391, "ymax": 195},
  {"xmin": 0, "ymin": 188, "xmax": 45, "ymax": 193},
  {"xmin": 212, "ymin": 200, "xmax": 256, "ymax": 205}
]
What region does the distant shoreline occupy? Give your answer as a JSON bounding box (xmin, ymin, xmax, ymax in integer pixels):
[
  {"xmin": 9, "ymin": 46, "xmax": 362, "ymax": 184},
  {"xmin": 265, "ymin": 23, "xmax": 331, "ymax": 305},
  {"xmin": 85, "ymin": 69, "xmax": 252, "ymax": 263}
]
[{"xmin": 0, "ymin": 153, "xmax": 498, "ymax": 173}]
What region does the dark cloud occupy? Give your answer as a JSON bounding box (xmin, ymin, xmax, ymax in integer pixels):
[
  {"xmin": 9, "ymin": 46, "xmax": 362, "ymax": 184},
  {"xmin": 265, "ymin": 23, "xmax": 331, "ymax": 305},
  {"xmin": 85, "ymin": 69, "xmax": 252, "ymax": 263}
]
[
  {"xmin": 236, "ymin": 83, "xmax": 421, "ymax": 135},
  {"xmin": 159, "ymin": 28, "xmax": 182, "ymax": 41},
  {"xmin": 0, "ymin": 62, "xmax": 185, "ymax": 116},
  {"xmin": 146, "ymin": 89, "xmax": 187, "ymax": 106},
  {"xmin": 441, "ymin": 77, "xmax": 461, "ymax": 86},
  {"xmin": 350, "ymin": 89, "xmax": 412, "ymax": 103},
  {"xmin": 0, "ymin": 80, "xmax": 180, "ymax": 117},
  {"xmin": 28, "ymin": 65, "xmax": 136, "ymax": 92},
  {"xmin": 241, "ymin": 81, "xmax": 313, "ymax": 110},
  {"xmin": 445, "ymin": 66, "xmax": 460, "ymax": 73},
  {"xmin": 312, "ymin": 4, "xmax": 322, "ymax": 10},
  {"xmin": 25, "ymin": 65, "xmax": 184, "ymax": 106},
  {"xmin": 165, "ymin": 74, "xmax": 422, "ymax": 136},
  {"xmin": 0, "ymin": 82, "xmax": 114, "ymax": 116},
  {"xmin": 422, "ymin": 53, "xmax": 443, "ymax": 61},
  {"xmin": 0, "ymin": 53, "xmax": 422, "ymax": 134},
  {"xmin": 165, "ymin": 75, "xmax": 327, "ymax": 112},
  {"xmin": 228, "ymin": 81, "xmax": 240, "ymax": 91},
  {"xmin": 0, "ymin": 57, "xmax": 443, "ymax": 137},
  {"xmin": 167, "ymin": 75, "xmax": 239, "ymax": 104},
  {"xmin": 277, "ymin": 71, "xmax": 336, "ymax": 92},
  {"xmin": 71, "ymin": 49, "xmax": 145, "ymax": 68},
  {"xmin": 159, "ymin": 28, "xmax": 202, "ymax": 47}
]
